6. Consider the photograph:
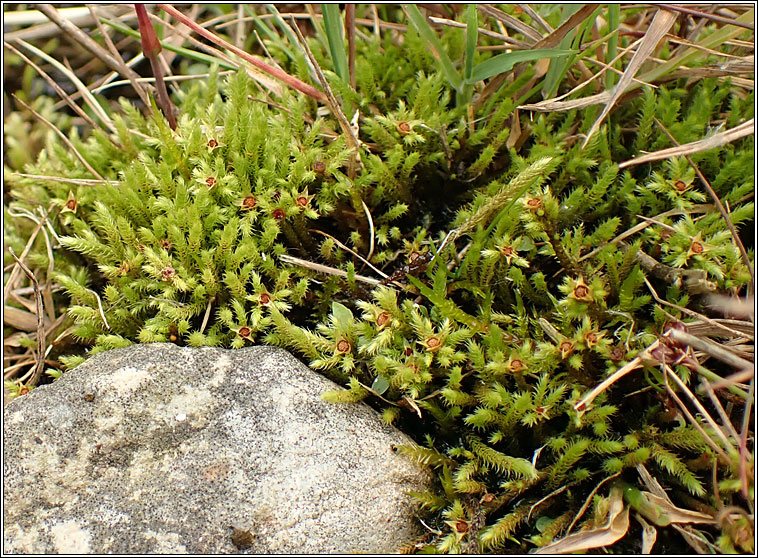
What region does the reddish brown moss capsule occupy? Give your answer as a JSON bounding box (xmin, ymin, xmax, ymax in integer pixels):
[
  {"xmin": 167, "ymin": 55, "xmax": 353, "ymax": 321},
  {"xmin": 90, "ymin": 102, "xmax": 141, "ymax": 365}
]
[
  {"xmin": 570, "ymin": 277, "xmax": 593, "ymax": 302},
  {"xmin": 238, "ymin": 326, "xmax": 252, "ymax": 339},
  {"xmin": 241, "ymin": 196, "xmax": 257, "ymax": 210},
  {"xmin": 425, "ymin": 336, "xmax": 441, "ymax": 351},
  {"xmin": 160, "ymin": 239, "xmax": 172, "ymax": 251},
  {"xmin": 526, "ymin": 196, "xmax": 542, "ymax": 211},
  {"xmin": 501, "ymin": 245, "xmax": 514, "ymax": 257},
  {"xmin": 397, "ymin": 121, "xmax": 412, "ymax": 134},
  {"xmin": 65, "ymin": 198, "xmax": 77, "ymax": 212},
  {"xmin": 509, "ymin": 358, "xmax": 526, "ymax": 373},
  {"xmin": 19, "ymin": 386, "xmax": 29, "ymax": 396},
  {"xmin": 259, "ymin": 292, "xmax": 271, "ymax": 305},
  {"xmin": 690, "ymin": 241, "xmax": 704, "ymax": 254},
  {"xmin": 313, "ymin": 160, "xmax": 326, "ymax": 174},
  {"xmin": 454, "ymin": 520, "xmax": 469, "ymax": 533},
  {"xmin": 272, "ymin": 208, "xmax": 285, "ymax": 220},
  {"xmin": 610, "ymin": 345, "xmax": 626, "ymax": 363},
  {"xmin": 559, "ymin": 341, "xmax": 574, "ymax": 359},
  {"xmin": 673, "ymin": 180, "xmax": 687, "ymax": 191},
  {"xmin": 585, "ymin": 332, "xmax": 598, "ymax": 347},
  {"xmin": 207, "ymin": 139, "xmax": 218, "ymax": 148},
  {"xmin": 160, "ymin": 266, "xmax": 175, "ymax": 281},
  {"xmin": 118, "ymin": 262, "xmax": 130, "ymax": 276},
  {"xmin": 574, "ymin": 284, "xmax": 589, "ymax": 299},
  {"xmin": 376, "ymin": 312, "xmax": 390, "ymax": 328},
  {"xmin": 336, "ymin": 339, "xmax": 351, "ymax": 353},
  {"xmin": 136, "ymin": 243, "xmax": 145, "ymax": 252},
  {"xmin": 405, "ymin": 347, "xmax": 413, "ymax": 356},
  {"xmin": 296, "ymin": 196, "xmax": 308, "ymax": 207},
  {"xmin": 206, "ymin": 176, "xmax": 217, "ymax": 189}
]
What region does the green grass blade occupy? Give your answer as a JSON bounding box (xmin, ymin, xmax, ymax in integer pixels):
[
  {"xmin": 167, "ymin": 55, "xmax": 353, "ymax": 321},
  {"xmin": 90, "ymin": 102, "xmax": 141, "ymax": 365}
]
[
  {"xmin": 468, "ymin": 48, "xmax": 575, "ymax": 84},
  {"xmin": 606, "ymin": 4, "xmax": 620, "ymax": 89},
  {"xmin": 464, "ymin": 5, "xmax": 477, "ymax": 82},
  {"xmin": 321, "ymin": 4, "xmax": 349, "ymax": 82},
  {"xmin": 100, "ymin": 17, "xmax": 237, "ymax": 70},
  {"xmin": 403, "ymin": 5, "xmax": 462, "ymax": 92}
]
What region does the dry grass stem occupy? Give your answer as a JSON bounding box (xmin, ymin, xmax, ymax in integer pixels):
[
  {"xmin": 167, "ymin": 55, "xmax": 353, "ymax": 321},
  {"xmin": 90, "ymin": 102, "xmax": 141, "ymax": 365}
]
[
  {"xmin": 582, "ymin": 8, "xmax": 677, "ymax": 148},
  {"xmin": 33, "ymin": 3, "xmax": 149, "ymax": 105},
  {"xmin": 3, "ymin": 41, "xmax": 102, "ymax": 133},
  {"xmin": 7, "ymin": 247, "xmax": 46, "ymax": 388},
  {"xmin": 12, "ymin": 95, "xmax": 107, "ymax": 182},
  {"xmin": 652, "ymin": 117, "xmax": 754, "ymax": 288},
  {"xmin": 619, "ymin": 118, "xmax": 754, "ymax": 169},
  {"xmin": 158, "ymin": 4, "xmax": 327, "ymax": 103},
  {"xmin": 278, "ymin": 254, "xmax": 381, "ymax": 287}
]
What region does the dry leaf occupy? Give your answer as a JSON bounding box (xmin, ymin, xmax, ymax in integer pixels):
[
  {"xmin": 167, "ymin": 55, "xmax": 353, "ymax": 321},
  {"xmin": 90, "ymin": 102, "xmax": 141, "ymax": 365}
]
[
  {"xmin": 582, "ymin": 8, "xmax": 677, "ymax": 148},
  {"xmin": 534, "ymin": 486, "xmax": 629, "ymax": 554}
]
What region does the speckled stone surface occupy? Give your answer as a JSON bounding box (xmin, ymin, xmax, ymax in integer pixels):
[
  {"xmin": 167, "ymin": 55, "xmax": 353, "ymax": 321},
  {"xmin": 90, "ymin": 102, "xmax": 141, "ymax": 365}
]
[{"xmin": 3, "ymin": 344, "xmax": 431, "ymax": 553}]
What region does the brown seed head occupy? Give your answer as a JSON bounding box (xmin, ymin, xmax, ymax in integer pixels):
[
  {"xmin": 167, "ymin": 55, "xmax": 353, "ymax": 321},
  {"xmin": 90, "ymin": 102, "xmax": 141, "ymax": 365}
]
[
  {"xmin": 501, "ymin": 245, "xmax": 514, "ymax": 257},
  {"xmin": 272, "ymin": 208, "xmax": 285, "ymax": 220},
  {"xmin": 242, "ymin": 196, "xmax": 257, "ymax": 209},
  {"xmin": 206, "ymin": 176, "xmax": 216, "ymax": 188},
  {"xmin": 405, "ymin": 347, "xmax": 413, "ymax": 356},
  {"xmin": 208, "ymin": 139, "xmax": 218, "ymax": 148},
  {"xmin": 136, "ymin": 243, "xmax": 146, "ymax": 252},
  {"xmin": 585, "ymin": 332, "xmax": 598, "ymax": 346},
  {"xmin": 336, "ymin": 339, "xmax": 351, "ymax": 353},
  {"xmin": 313, "ymin": 160, "xmax": 326, "ymax": 175},
  {"xmin": 238, "ymin": 326, "xmax": 252, "ymax": 339},
  {"xmin": 65, "ymin": 198, "xmax": 77, "ymax": 211},
  {"xmin": 259, "ymin": 292, "xmax": 271, "ymax": 305},
  {"xmin": 161, "ymin": 239, "xmax": 172, "ymax": 251},
  {"xmin": 296, "ymin": 196, "xmax": 308, "ymax": 207},
  {"xmin": 673, "ymin": 180, "xmax": 687, "ymax": 192},
  {"xmin": 397, "ymin": 121, "xmax": 412, "ymax": 134},
  {"xmin": 690, "ymin": 241, "xmax": 704, "ymax": 254}
]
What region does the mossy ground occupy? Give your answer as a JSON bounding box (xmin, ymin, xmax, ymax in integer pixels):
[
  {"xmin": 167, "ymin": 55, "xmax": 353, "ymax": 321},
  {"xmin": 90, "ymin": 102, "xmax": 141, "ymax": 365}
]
[{"xmin": 3, "ymin": 5, "xmax": 754, "ymax": 554}]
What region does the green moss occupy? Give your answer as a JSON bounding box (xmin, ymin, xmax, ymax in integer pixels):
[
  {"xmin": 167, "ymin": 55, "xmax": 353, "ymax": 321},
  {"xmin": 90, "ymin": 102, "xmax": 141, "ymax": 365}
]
[{"xmin": 5, "ymin": 19, "xmax": 753, "ymax": 554}]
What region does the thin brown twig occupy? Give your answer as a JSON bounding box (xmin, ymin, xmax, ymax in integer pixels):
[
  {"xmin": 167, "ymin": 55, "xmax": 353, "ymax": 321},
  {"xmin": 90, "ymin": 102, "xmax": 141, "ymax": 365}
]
[
  {"xmin": 657, "ymin": 4, "xmax": 755, "ymax": 30},
  {"xmin": 287, "ymin": 14, "xmax": 362, "ymax": 177},
  {"xmin": 653, "ymin": 117, "xmax": 754, "ymax": 293},
  {"xmin": 7, "ymin": 248, "xmax": 46, "ymax": 388},
  {"xmin": 3, "ymin": 40, "xmax": 101, "ymax": 133},
  {"xmin": 157, "ymin": 4, "xmax": 327, "ymax": 103},
  {"xmin": 12, "ymin": 94, "xmax": 107, "ymax": 182},
  {"xmin": 86, "ymin": 3, "xmax": 150, "ymax": 107},
  {"xmin": 32, "ymin": 3, "xmax": 149, "ymax": 106}
]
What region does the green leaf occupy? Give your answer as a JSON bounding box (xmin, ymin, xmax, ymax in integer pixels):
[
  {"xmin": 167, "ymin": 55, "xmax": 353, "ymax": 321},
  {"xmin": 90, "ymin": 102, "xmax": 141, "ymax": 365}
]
[
  {"xmin": 321, "ymin": 4, "xmax": 348, "ymax": 82},
  {"xmin": 468, "ymin": 49, "xmax": 576, "ymax": 84},
  {"xmin": 463, "ymin": 4, "xmax": 477, "ymax": 82},
  {"xmin": 331, "ymin": 301, "xmax": 354, "ymax": 324},
  {"xmin": 371, "ymin": 374, "xmax": 390, "ymax": 395},
  {"xmin": 403, "ymin": 5, "xmax": 462, "ymax": 91}
]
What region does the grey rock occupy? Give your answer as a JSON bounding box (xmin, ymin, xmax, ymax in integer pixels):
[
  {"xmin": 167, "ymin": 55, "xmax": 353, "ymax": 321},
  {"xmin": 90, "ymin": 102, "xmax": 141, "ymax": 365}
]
[{"xmin": 3, "ymin": 344, "xmax": 431, "ymax": 554}]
